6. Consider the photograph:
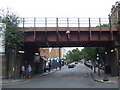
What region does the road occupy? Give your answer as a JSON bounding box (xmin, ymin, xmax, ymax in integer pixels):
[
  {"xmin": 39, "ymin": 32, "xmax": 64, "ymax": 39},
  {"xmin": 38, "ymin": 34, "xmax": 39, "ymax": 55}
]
[{"xmin": 2, "ymin": 63, "xmax": 118, "ymax": 88}]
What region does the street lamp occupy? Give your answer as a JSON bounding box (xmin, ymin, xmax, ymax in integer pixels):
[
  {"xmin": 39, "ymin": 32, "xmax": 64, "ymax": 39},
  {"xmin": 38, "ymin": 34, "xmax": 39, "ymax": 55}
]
[
  {"xmin": 105, "ymin": 52, "xmax": 107, "ymax": 55},
  {"xmin": 111, "ymin": 49, "xmax": 114, "ymax": 52},
  {"xmin": 19, "ymin": 51, "xmax": 25, "ymax": 54},
  {"xmin": 35, "ymin": 53, "xmax": 39, "ymax": 55},
  {"xmin": 114, "ymin": 48, "xmax": 119, "ymax": 76},
  {"xmin": 105, "ymin": 51, "xmax": 107, "ymax": 65},
  {"xmin": 103, "ymin": 51, "xmax": 109, "ymax": 81}
]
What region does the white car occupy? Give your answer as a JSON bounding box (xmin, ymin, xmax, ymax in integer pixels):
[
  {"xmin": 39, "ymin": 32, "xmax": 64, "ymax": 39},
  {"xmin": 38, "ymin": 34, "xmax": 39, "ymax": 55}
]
[{"xmin": 68, "ymin": 63, "xmax": 75, "ymax": 68}]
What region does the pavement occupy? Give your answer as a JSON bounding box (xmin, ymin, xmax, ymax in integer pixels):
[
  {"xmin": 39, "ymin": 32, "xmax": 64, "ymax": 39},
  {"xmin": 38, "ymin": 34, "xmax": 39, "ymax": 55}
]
[
  {"xmin": 1, "ymin": 64, "xmax": 119, "ymax": 85},
  {"xmin": 85, "ymin": 64, "xmax": 119, "ymax": 84},
  {"xmin": 1, "ymin": 66, "xmax": 66, "ymax": 85}
]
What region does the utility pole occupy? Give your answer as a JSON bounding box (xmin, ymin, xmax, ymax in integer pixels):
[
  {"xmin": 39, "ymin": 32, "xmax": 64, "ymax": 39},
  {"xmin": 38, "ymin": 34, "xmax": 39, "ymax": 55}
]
[{"xmin": 103, "ymin": 51, "xmax": 109, "ymax": 81}]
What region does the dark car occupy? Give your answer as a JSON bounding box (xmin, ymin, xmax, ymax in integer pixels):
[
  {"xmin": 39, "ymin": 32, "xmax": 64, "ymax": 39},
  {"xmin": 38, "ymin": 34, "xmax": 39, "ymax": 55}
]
[{"xmin": 68, "ymin": 63, "xmax": 75, "ymax": 68}]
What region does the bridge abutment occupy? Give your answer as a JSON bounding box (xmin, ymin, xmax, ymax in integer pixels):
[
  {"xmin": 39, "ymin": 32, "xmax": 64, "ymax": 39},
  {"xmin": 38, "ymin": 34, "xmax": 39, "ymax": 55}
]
[{"xmin": 106, "ymin": 46, "xmax": 119, "ymax": 77}]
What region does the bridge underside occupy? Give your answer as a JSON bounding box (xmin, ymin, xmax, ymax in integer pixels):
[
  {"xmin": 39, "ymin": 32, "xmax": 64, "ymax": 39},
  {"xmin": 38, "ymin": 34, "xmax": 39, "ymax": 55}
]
[
  {"xmin": 23, "ymin": 30, "xmax": 118, "ymax": 48},
  {"xmin": 24, "ymin": 41, "xmax": 115, "ymax": 48}
]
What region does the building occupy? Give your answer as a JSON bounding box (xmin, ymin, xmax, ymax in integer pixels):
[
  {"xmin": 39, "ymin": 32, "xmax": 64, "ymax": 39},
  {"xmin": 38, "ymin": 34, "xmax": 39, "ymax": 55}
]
[
  {"xmin": 40, "ymin": 48, "xmax": 49, "ymax": 58},
  {"xmin": 109, "ymin": 1, "xmax": 120, "ymax": 27},
  {"xmin": 0, "ymin": 23, "xmax": 5, "ymax": 79},
  {"xmin": 50, "ymin": 48, "xmax": 62, "ymax": 58},
  {"xmin": 40, "ymin": 48, "xmax": 62, "ymax": 59},
  {"xmin": 61, "ymin": 49, "xmax": 66, "ymax": 59},
  {"xmin": 0, "ymin": 23, "xmax": 5, "ymax": 55}
]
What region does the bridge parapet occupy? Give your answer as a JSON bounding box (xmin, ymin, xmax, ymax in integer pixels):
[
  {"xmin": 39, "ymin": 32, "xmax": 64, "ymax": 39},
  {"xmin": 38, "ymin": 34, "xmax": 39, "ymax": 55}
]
[
  {"xmin": 18, "ymin": 17, "xmax": 119, "ymax": 32},
  {"xmin": 18, "ymin": 17, "xmax": 116, "ymax": 28},
  {"xmin": 18, "ymin": 27, "xmax": 118, "ymax": 32},
  {"xmin": 18, "ymin": 17, "xmax": 118, "ymax": 42}
]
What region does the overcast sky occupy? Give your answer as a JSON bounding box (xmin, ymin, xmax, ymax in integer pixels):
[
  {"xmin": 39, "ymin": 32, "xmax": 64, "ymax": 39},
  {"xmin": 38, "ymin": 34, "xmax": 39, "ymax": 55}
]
[
  {"xmin": 0, "ymin": 0, "xmax": 118, "ymax": 51},
  {"xmin": 0, "ymin": 0, "xmax": 118, "ymax": 17}
]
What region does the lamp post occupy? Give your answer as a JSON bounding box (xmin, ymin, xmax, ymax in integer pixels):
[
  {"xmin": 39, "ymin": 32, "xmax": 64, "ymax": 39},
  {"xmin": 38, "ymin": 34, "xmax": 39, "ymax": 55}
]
[
  {"xmin": 103, "ymin": 51, "xmax": 109, "ymax": 81},
  {"xmin": 114, "ymin": 48, "xmax": 119, "ymax": 76},
  {"xmin": 104, "ymin": 51, "xmax": 108, "ymax": 73}
]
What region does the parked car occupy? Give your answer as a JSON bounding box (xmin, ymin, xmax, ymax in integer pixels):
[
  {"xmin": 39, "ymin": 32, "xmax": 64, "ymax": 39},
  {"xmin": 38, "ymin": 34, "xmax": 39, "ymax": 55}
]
[{"xmin": 68, "ymin": 63, "xmax": 75, "ymax": 68}]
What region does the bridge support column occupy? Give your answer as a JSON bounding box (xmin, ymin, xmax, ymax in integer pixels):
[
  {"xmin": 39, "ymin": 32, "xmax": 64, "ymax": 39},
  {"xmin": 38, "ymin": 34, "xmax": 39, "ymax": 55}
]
[
  {"xmin": 39, "ymin": 48, "xmax": 44, "ymax": 74},
  {"xmin": 23, "ymin": 46, "xmax": 41, "ymax": 75},
  {"xmin": 107, "ymin": 48, "xmax": 119, "ymax": 77},
  {"xmin": 118, "ymin": 47, "xmax": 120, "ymax": 76},
  {"xmin": 24, "ymin": 50, "xmax": 34, "ymax": 67}
]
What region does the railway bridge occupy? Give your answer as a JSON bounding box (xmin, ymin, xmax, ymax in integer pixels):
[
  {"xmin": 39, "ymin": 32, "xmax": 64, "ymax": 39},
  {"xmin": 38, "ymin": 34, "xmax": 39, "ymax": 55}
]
[
  {"xmin": 3, "ymin": 17, "xmax": 120, "ymax": 79},
  {"xmin": 18, "ymin": 17, "xmax": 119, "ymax": 77},
  {"xmin": 19, "ymin": 17, "xmax": 118, "ymax": 47}
]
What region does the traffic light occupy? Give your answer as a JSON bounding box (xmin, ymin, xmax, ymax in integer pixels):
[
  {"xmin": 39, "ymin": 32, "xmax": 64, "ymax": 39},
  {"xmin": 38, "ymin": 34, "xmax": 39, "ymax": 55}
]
[
  {"xmin": 96, "ymin": 48, "xmax": 100, "ymax": 60},
  {"xmin": 97, "ymin": 54, "xmax": 99, "ymax": 56},
  {"xmin": 96, "ymin": 56, "xmax": 99, "ymax": 60},
  {"xmin": 96, "ymin": 53, "xmax": 100, "ymax": 60}
]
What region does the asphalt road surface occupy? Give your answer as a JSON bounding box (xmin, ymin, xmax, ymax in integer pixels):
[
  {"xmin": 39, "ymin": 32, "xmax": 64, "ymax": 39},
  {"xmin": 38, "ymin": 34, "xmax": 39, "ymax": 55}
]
[{"xmin": 2, "ymin": 63, "xmax": 119, "ymax": 88}]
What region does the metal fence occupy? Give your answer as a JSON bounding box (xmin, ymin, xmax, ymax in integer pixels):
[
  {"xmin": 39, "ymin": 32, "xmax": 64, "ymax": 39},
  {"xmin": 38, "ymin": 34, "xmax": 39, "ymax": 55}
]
[{"xmin": 18, "ymin": 17, "xmax": 113, "ymax": 28}]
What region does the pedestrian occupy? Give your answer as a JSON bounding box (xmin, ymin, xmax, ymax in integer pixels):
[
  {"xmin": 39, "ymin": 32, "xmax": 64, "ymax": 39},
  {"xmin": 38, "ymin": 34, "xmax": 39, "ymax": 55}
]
[
  {"xmin": 20, "ymin": 65, "xmax": 25, "ymax": 78},
  {"xmin": 48, "ymin": 62, "xmax": 51, "ymax": 72},
  {"xmin": 26, "ymin": 65, "xmax": 32, "ymax": 78}
]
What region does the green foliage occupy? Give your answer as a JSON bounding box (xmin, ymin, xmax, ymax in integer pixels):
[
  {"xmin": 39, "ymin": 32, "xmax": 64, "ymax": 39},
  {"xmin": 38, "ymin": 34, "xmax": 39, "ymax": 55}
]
[
  {"xmin": 65, "ymin": 48, "xmax": 83, "ymax": 62},
  {"xmin": 81, "ymin": 47, "xmax": 105, "ymax": 61},
  {"xmin": 96, "ymin": 24, "xmax": 109, "ymax": 27},
  {"xmin": 65, "ymin": 47, "xmax": 106, "ymax": 62},
  {"xmin": 0, "ymin": 8, "xmax": 23, "ymax": 51},
  {"xmin": 82, "ymin": 47, "xmax": 96, "ymax": 61}
]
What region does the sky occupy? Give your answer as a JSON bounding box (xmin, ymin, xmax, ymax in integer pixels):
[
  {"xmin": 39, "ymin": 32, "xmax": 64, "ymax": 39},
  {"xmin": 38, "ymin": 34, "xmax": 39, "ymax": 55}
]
[
  {"xmin": 0, "ymin": 0, "xmax": 118, "ymax": 52},
  {"xmin": 0, "ymin": 0, "xmax": 118, "ymax": 18}
]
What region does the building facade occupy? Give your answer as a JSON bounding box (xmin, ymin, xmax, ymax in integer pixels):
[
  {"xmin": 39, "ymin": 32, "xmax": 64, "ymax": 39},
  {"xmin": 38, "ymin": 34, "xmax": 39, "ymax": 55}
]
[
  {"xmin": 50, "ymin": 48, "xmax": 62, "ymax": 58},
  {"xmin": 109, "ymin": 1, "xmax": 120, "ymax": 27},
  {"xmin": 40, "ymin": 48, "xmax": 49, "ymax": 58},
  {"xmin": 40, "ymin": 48, "xmax": 62, "ymax": 59}
]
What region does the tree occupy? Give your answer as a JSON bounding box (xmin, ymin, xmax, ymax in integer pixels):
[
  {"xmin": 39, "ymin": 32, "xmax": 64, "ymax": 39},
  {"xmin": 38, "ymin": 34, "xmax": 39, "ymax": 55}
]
[
  {"xmin": 96, "ymin": 24, "xmax": 109, "ymax": 27},
  {"xmin": 81, "ymin": 47, "xmax": 105, "ymax": 61},
  {"xmin": 0, "ymin": 8, "xmax": 23, "ymax": 51},
  {"xmin": 0, "ymin": 8, "xmax": 23, "ymax": 79},
  {"xmin": 82, "ymin": 47, "xmax": 96, "ymax": 61},
  {"xmin": 65, "ymin": 48, "xmax": 83, "ymax": 62}
]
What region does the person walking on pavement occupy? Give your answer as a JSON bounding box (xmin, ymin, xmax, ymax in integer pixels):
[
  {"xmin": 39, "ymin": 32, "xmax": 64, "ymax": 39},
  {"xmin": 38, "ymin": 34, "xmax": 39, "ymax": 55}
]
[
  {"xmin": 59, "ymin": 59, "xmax": 62, "ymax": 70},
  {"xmin": 48, "ymin": 62, "xmax": 51, "ymax": 72},
  {"xmin": 20, "ymin": 65, "xmax": 25, "ymax": 78},
  {"xmin": 26, "ymin": 65, "xmax": 32, "ymax": 78}
]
